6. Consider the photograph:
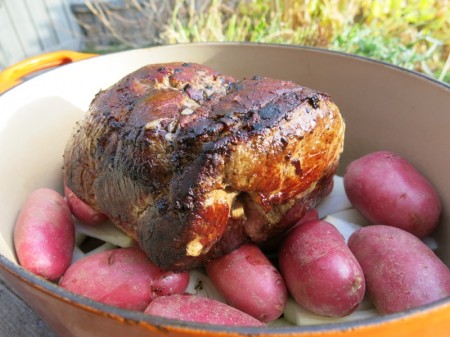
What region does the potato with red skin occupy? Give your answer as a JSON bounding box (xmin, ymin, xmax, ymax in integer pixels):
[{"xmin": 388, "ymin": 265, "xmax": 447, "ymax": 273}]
[
  {"xmin": 205, "ymin": 243, "xmax": 287, "ymax": 322},
  {"xmin": 59, "ymin": 247, "xmax": 189, "ymax": 311},
  {"xmin": 279, "ymin": 220, "xmax": 365, "ymax": 317},
  {"xmin": 64, "ymin": 184, "xmax": 108, "ymax": 225},
  {"xmin": 343, "ymin": 151, "xmax": 441, "ymax": 237},
  {"xmin": 144, "ymin": 294, "xmax": 265, "ymax": 327},
  {"xmin": 348, "ymin": 225, "xmax": 450, "ymax": 314},
  {"xmin": 14, "ymin": 188, "xmax": 74, "ymax": 281}
]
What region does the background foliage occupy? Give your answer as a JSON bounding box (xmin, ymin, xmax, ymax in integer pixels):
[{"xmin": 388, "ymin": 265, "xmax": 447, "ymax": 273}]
[{"xmin": 82, "ymin": 0, "xmax": 450, "ymax": 83}]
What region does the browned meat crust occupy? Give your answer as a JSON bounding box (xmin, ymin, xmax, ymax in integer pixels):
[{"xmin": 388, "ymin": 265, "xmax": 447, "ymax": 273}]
[{"xmin": 64, "ymin": 62, "xmax": 345, "ymax": 270}]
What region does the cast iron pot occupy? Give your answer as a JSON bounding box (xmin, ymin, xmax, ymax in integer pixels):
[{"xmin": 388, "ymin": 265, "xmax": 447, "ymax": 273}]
[{"xmin": 0, "ymin": 43, "xmax": 449, "ymax": 337}]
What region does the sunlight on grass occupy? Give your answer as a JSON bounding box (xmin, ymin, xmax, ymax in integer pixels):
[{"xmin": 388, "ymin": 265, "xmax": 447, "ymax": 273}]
[
  {"xmin": 160, "ymin": 0, "xmax": 449, "ymax": 83},
  {"xmin": 83, "ymin": 0, "xmax": 449, "ymax": 83}
]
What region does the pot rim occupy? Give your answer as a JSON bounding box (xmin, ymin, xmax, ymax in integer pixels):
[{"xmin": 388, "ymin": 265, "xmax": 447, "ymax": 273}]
[{"xmin": 1, "ymin": 42, "xmax": 449, "ymax": 96}]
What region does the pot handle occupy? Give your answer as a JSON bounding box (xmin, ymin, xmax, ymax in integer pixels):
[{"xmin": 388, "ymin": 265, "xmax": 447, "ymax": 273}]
[{"xmin": 0, "ymin": 50, "xmax": 97, "ymax": 94}]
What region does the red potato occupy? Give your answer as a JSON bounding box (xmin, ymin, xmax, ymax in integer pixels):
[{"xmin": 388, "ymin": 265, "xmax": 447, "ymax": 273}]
[
  {"xmin": 343, "ymin": 151, "xmax": 441, "ymax": 237},
  {"xmin": 64, "ymin": 184, "xmax": 108, "ymax": 225},
  {"xmin": 205, "ymin": 243, "xmax": 287, "ymax": 322},
  {"xmin": 59, "ymin": 247, "xmax": 189, "ymax": 311},
  {"xmin": 348, "ymin": 225, "xmax": 450, "ymax": 314},
  {"xmin": 144, "ymin": 294, "xmax": 265, "ymax": 327},
  {"xmin": 14, "ymin": 188, "xmax": 75, "ymax": 281},
  {"xmin": 279, "ymin": 220, "xmax": 365, "ymax": 317}
]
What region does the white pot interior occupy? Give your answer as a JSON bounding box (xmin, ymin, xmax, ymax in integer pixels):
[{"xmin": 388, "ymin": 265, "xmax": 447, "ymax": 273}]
[{"xmin": 1, "ymin": 43, "xmax": 449, "ymax": 284}]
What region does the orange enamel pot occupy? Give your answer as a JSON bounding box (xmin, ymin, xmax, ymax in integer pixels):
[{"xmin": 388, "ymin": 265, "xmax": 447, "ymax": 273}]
[{"xmin": 0, "ymin": 43, "xmax": 449, "ymax": 337}]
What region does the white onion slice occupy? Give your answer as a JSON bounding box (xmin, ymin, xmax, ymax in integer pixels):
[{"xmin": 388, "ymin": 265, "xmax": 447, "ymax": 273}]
[
  {"xmin": 267, "ymin": 317, "xmax": 296, "ymax": 327},
  {"xmin": 75, "ymin": 220, "xmax": 135, "ymax": 248},
  {"xmin": 185, "ymin": 269, "xmax": 226, "ymax": 303},
  {"xmin": 323, "ymin": 215, "xmax": 363, "ymax": 243},
  {"xmin": 71, "ymin": 246, "xmax": 85, "ymax": 264},
  {"xmin": 316, "ymin": 175, "xmax": 352, "ymax": 219},
  {"xmin": 283, "ymin": 298, "xmax": 379, "ymax": 326},
  {"xmin": 326, "ymin": 208, "xmax": 371, "ymax": 226}
]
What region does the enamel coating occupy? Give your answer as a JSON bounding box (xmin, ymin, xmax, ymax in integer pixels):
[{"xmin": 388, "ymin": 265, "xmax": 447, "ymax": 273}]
[{"xmin": 0, "ymin": 43, "xmax": 449, "ymax": 337}]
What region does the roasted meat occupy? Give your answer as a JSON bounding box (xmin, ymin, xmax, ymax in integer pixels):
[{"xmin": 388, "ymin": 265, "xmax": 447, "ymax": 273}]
[{"xmin": 64, "ymin": 62, "xmax": 345, "ymax": 271}]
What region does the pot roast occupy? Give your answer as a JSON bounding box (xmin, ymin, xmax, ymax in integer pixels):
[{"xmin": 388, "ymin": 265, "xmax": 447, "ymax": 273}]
[{"xmin": 64, "ymin": 62, "xmax": 345, "ymax": 271}]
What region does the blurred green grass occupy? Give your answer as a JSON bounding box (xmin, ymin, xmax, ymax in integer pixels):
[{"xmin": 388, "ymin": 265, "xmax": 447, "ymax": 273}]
[{"xmin": 160, "ymin": 0, "xmax": 449, "ymax": 83}]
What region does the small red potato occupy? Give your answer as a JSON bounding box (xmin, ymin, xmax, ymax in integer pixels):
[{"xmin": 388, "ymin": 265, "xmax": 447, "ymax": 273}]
[
  {"xmin": 343, "ymin": 151, "xmax": 441, "ymax": 237},
  {"xmin": 14, "ymin": 188, "xmax": 75, "ymax": 281},
  {"xmin": 279, "ymin": 220, "xmax": 365, "ymax": 317},
  {"xmin": 144, "ymin": 294, "xmax": 265, "ymax": 327},
  {"xmin": 205, "ymin": 243, "xmax": 287, "ymax": 322},
  {"xmin": 64, "ymin": 184, "xmax": 108, "ymax": 225},
  {"xmin": 348, "ymin": 225, "xmax": 450, "ymax": 314},
  {"xmin": 59, "ymin": 247, "xmax": 189, "ymax": 311}
]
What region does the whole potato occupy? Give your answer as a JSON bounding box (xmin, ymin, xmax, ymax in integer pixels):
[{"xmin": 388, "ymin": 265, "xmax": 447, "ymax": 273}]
[
  {"xmin": 144, "ymin": 294, "xmax": 265, "ymax": 327},
  {"xmin": 348, "ymin": 225, "xmax": 450, "ymax": 314},
  {"xmin": 343, "ymin": 151, "xmax": 441, "ymax": 237},
  {"xmin": 14, "ymin": 188, "xmax": 74, "ymax": 281},
  {"xmin": 279, "ymin": 220, "xmax": 365, "ymax": 317},
  {"xmin": 59, "ymin": 247, "xmax": 189, "ymax": 311},
  {"xmin": 205, "ymin": 243, "xmax": 287, "ymax": 322},
  {"xmin": 64, "ymin": 184, "xmax": 108, "ymax": 225}
]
